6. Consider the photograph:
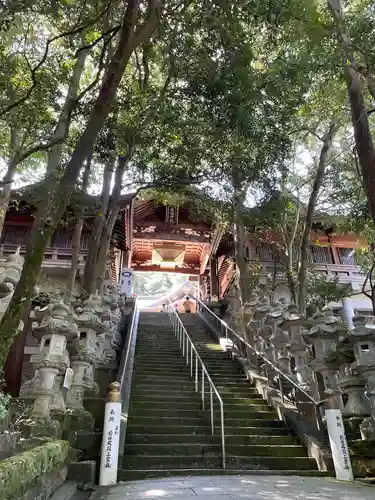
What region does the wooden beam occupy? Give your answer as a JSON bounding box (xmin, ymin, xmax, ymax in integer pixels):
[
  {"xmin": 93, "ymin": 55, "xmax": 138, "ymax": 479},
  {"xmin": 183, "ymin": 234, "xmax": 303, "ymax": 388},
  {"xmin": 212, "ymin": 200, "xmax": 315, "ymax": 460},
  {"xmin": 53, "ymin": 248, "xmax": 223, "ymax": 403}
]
[
  {"xmin": 133, "ymin": 231, "xmax": 209, "ymax": 244},
  {"xmin": 199, "ymin": 227, "xmax": 223, "ymax": 275},
  {"xmin": 210, "ymin": 256, "xmax": 219, "ymax": 298},
  {"xmin": 133, "ymin": 265, "xmax": 199, "ymax": 275},
  {"xmin": 199, "ymin": 243, "xmax": 211, "ymax": 274}
]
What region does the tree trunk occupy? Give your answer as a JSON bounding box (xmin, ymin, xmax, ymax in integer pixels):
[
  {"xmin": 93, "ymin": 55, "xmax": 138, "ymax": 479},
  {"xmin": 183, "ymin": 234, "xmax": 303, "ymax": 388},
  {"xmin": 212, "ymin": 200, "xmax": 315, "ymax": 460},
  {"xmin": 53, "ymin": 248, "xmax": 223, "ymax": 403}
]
[
  {"xmin": 95, "ymin": 155, "xmax": 129, "ymax": 293},
  {"xmin": 0, "ymin": 158, "xmax": 18, "ymax": 238},
  {"xmin": 82, "ymin": 155, "xmax": 115, "ymax": 294},
  {"xmin": 283, "ymin": 248, "xmax": 297, "ymax": 305},
  {"xmin": 233, "ymin": 194, "xmax": 250, "ymax": 305},
  {"xmin": 67, "ymin": 155, "xmax": 92, "ymax": 297},
  {"xmin": 297, "ymin": 122, "xmax": 338, "ymax": 312},
  {"xmin": 0, "ymin": 0, "xmax": 163, "ymax": 369},
  {"xmin": 328, "ymin": 0, "xmax": 375, "ymax": 224}
]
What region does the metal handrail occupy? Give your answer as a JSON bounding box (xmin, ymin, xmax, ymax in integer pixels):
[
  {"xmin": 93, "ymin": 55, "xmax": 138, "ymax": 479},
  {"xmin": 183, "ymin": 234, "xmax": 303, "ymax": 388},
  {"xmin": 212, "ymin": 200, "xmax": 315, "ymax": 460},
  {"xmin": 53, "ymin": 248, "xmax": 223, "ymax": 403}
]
[
  {"xmin": 196, "ymin": 298, "xmax": 324, "ymax": 431},
  {"xmin": 167, "ymin": 299, "xmax": 226, "ymax": 468},
  {"xmin": 117, "ymin": 298, "xmax": 139, "ymax": 391}
]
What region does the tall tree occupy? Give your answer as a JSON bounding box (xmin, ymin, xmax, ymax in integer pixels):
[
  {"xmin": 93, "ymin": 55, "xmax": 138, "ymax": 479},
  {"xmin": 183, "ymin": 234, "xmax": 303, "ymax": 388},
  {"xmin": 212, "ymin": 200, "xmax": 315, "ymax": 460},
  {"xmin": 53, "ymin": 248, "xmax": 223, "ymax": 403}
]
[{"xmin": 327, "ymin": 0, "xmax": 375, "ymax": 224}]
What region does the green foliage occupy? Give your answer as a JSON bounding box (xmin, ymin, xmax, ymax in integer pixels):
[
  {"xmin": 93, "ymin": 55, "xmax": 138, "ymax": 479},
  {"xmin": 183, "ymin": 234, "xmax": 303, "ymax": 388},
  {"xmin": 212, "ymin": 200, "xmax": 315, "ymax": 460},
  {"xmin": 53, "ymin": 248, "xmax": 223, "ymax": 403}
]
[
  {"xmin": 0, "ymin": 391, "xmax": 10, "ymax": 423},
  {"xmin": 305, "ymin": 273, "xmax": 347, "ymax": 310},
  {"xmin": 132, "ymin": 272, "xmax": 187, "ymax": 297}
]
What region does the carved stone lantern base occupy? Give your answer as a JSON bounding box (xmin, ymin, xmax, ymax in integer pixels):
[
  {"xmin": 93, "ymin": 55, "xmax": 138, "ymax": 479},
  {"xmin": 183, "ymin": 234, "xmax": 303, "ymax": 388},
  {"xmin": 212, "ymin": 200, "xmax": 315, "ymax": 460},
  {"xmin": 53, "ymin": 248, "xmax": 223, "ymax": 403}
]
[
  {"xmin": 360, "ymin": 416, "xmax": 375, "ymax": 440},
  {"xmin": 65, "ymin": 408, "xmax": 94, "ymax": 432},
  {"xmin": 338, "ymin": 375, "xmax": 371, "ymax": 418},
  {"xmin": 21, "ymin": 418, "xmax": 61, "ymax": 439}
]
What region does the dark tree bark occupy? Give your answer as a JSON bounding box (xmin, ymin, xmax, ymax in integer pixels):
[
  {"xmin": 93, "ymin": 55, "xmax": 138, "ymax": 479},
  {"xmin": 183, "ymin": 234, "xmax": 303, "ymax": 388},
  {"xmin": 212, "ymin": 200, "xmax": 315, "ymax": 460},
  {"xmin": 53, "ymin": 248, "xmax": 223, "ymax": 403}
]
[
  {"xmin": 0, "ymin": 0, "xmax": 164, "ymax": 369},
  {"xmin": 95, "ymin": 154, "xmax": 129, "ymax": 293},
  {"xmin": 68, "ymin": 155, "xmax": 92, "ymax": 297},
  {"xmin": 82, "ymin": 154, "xmax": 115, "ymax": 294}
]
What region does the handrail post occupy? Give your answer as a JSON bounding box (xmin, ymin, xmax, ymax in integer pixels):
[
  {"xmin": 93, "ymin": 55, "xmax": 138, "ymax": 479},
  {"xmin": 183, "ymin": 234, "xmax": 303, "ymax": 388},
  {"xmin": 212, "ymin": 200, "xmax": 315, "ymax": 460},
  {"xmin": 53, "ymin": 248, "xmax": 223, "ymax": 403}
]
[
  {"xmin": 195, "ymin": 354, "xmax": 198, "ymax": 392},
  {"xmin": 201, "ymin": 367, "xmax": 205, "ymax": 410},
  {"xmin": 220, "ymin": 404, "xmax": 226, "ymax": 468},
  {"xmin": 210, "ymin": 385, "xmax": 214, "ymax": 434}
]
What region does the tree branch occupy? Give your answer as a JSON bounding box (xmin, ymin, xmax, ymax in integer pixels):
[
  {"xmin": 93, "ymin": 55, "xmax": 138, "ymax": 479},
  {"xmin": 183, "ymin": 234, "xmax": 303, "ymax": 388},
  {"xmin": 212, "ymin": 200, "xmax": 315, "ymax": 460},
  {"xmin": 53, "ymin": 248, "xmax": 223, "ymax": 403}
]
[
  {"xmin": 75, "ymin": 25, "xmax": 121, "ymax": 55},
  {"xmin": 16, "ymin": 137, "xmax": 66, "ymax": 164},
  {"xmin": 0, "ymin": 4, "xmax": 117, "ymax": 117}
]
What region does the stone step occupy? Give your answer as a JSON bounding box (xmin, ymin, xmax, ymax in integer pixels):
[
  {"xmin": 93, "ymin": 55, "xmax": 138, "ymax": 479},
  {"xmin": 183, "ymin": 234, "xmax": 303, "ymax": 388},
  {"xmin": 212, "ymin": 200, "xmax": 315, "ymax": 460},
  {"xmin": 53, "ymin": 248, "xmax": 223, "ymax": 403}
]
[
  {"xmin": 126, "ymin": 424, "xmax": 292, "ymax": 436},
  {"xmin": 133, "ymin": 362, "xmax": 239, "ymax": 371},
  {"xmin": 129, "ymin": 392, "xmax": 264, "ymax": 403},
  {"xmin": 118, "ymin": 468, "xmax": 332, "ymax": 481},
  {"xmin": 134, "ymin": 353, "xmax": 230, "ymax": 360},
  {"xmin": 131, "ymin": 377, "xmax": 251, "ymax": 388},
  {"xmin": 128, "ymin": 416, "xmax": 285, "ymax": 427},
  {"xmin": 130, "ymin": 385, "xmax": 260, "ymax": 396},
  {"xmin": 129, "ymin": 407, "xmax": 276, "ymax": 419},
  {"xmin": 127, "ymin": 415, "xmax": 209, "ymax": 426},
  {"xmin": 124, "ymin": 443, "xmax": 307, "ymax": 457},
  {"xmin": 129, "ymin": 399, "xmax": 270, "ymax": 411},
  {"xmin": 126, "ymin": 433, "xmax": 298, "ymax": 445},
  {"xmin": 121, "ymin": 454, "xmax": 319, "ymax": 470}
]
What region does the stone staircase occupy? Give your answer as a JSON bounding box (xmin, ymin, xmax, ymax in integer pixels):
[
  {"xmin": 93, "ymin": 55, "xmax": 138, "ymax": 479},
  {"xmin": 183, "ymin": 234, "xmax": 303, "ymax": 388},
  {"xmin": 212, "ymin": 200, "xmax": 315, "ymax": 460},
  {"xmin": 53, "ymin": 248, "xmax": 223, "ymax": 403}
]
[{"xmin": 119, "ymin": 312, "xmax": 328, "ymax": 480}]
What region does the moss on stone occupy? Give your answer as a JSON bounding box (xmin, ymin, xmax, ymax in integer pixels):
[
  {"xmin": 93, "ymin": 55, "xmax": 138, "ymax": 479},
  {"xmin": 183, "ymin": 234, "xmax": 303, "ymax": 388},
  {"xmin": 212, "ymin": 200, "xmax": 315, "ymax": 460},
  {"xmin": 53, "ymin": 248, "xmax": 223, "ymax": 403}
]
[{"xmin": 0, "ymin": 440, "xmax": 70, "ymax": 500}]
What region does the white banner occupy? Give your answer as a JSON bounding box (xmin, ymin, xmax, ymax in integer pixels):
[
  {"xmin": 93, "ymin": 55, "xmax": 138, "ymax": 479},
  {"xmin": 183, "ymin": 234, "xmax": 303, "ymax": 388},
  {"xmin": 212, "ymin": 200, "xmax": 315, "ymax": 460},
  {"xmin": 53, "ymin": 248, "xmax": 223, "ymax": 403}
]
[
  {"xmin": 325, "ymin": 408, "xmax": 353, "ymax": 481},
  {"xmin": 63, "ymin": 368, "xmax": 74, "ymax": 390},
  {"xmin": 99, "ymin": 401, "xmax": 121, "ymax": 486},
  {"xmin": 120, "ymin": 268, "xmax": 133, "ymax": 296}
]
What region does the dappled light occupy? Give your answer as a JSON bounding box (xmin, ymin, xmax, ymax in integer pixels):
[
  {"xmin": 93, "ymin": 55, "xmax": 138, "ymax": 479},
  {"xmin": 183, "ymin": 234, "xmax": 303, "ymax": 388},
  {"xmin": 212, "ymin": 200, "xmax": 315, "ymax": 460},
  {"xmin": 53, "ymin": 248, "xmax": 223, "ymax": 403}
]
[{"xmin": 106, "ymin": 475, "xmax": 375, "ymax": 499}]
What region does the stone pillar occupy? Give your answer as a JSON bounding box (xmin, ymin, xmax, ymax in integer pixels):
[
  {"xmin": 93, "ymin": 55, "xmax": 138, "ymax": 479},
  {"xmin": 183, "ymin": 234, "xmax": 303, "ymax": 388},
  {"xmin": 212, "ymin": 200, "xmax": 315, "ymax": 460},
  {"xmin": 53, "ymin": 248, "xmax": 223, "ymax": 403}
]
[
  {"xmin": 342, "ymin": 296, "xmax": 354, "ymax": 329},
  {"xmin": 303, "ymin": 309, "xmax": 345, "ymax": 405},
  {"xmin": 262, "ymin": 302, "xmax": 285, "ymax": 368},
  {"xmin": 67, "ymin": 295, "xmax": 105, "ymax": 430},
  {"xmin": 209, "ymin": 256, "xmax": 219, "ymax": 301},
  {"xmin": 22, "ymin": 298, "xmax": 78, "ymax": 438},
  {"xmin": 346, "ymin": 316, "xmax": 375, "ymax": 439},
  {"xmin": 281, "ymin": 305, "xmax": 311, "ymax": 390}
]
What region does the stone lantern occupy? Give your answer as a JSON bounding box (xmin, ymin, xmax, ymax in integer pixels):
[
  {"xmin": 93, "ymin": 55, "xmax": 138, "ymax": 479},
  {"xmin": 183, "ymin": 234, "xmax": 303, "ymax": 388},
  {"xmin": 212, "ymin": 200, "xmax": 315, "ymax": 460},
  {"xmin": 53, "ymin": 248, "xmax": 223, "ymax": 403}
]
[
  {"xmin": 252, "ymin": 297, "xmax": 270, "ymax": 355},
  {"xmin": 243, "ymin": 293, "xmax": 260, "ymax": 345},
  {"xmin": 23, "ymin": 297, "xmax": 78, "ymax": 437},
  {"xmin": 303, "ymin": 309, "xmax": 344, "ymax": 403},
  {"xmin": 280, "ymin": 305, "xmax": 311, "ymax": 390},
  {"xmin": 100, "ymin": 285, "xmax": 122, "ymax": 358},
  {"xmin": 346, "ymin": 316, "xmax": 375, "ymax": 440},
  {"xmin": 67, "ymin": 295, "xmax": 105, "ymax": 430},
  {"xmin": 264, "ymin": 301, "xmax": 285, "ymax": 365}
]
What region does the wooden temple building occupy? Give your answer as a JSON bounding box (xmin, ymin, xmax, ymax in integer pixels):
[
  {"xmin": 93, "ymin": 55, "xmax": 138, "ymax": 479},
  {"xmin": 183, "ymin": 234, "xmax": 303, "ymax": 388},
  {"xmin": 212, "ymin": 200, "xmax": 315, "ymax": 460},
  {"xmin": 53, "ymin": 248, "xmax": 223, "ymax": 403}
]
[{"xmin": 0, "ymin": 197, "xmax": 368, "ymax": 300}]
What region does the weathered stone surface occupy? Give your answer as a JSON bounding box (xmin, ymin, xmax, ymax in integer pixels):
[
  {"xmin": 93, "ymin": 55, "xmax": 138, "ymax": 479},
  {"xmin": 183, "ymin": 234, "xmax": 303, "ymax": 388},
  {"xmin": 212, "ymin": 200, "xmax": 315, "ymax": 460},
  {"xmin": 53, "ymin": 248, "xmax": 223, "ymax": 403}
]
[
  {"xmin": 0, "ymin": 440, "xmax": 70, "ymax": 500},
  {"xmin": 68, "ymin": 460, "xmax": 96, "ymax": 485},
  {"xmin": 90, "ymin": 475, "xmax": 375, "ymax": 500},
  {"xmin": 0, "ymin": 432, "xmax": 21, "ymax": 459}
]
